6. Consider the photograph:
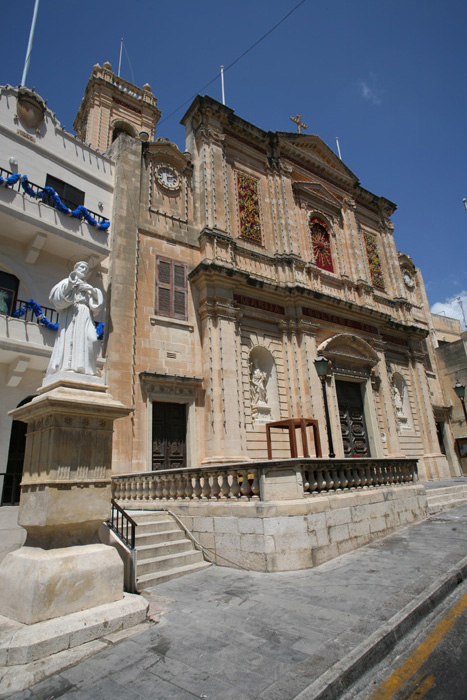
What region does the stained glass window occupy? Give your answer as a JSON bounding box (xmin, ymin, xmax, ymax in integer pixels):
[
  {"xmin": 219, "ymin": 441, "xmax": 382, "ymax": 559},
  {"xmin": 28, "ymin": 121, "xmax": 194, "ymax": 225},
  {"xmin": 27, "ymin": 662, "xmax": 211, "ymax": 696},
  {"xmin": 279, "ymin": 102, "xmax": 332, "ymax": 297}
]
[
  {"xmin": 236, "ymin": 171, "xmax": 262, "ymax": 244},
  {"xmin": 364, "ymin": 233, "xmax": 385, "ymax": 289},
  {"xmin": 310, "ymin": 218, "xmax": 334, "ymax": 272}
]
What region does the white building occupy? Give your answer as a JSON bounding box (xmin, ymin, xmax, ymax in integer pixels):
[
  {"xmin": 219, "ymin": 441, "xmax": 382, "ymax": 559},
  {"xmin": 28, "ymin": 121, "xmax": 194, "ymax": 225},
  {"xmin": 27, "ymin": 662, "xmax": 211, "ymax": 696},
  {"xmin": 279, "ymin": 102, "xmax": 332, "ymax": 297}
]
[{"xmin": 0, "ymin": 84, "xmax": 113, "ymax": 503}]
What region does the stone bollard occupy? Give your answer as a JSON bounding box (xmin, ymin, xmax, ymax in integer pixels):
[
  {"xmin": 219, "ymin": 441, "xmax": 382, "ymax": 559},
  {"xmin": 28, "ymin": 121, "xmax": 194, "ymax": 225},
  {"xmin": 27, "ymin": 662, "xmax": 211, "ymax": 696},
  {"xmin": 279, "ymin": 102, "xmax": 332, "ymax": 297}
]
[{"xmin": 0, "ymin": 377, "xmax": 132, "ymax": 625}]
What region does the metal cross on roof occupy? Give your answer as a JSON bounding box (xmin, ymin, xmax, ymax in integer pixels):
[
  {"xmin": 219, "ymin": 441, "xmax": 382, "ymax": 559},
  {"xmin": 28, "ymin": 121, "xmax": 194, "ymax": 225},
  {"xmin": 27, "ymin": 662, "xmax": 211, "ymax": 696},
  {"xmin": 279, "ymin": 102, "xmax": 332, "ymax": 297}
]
[{"xmin": 290, "ymin": 113, "xmax": 308, "ymax": 134}]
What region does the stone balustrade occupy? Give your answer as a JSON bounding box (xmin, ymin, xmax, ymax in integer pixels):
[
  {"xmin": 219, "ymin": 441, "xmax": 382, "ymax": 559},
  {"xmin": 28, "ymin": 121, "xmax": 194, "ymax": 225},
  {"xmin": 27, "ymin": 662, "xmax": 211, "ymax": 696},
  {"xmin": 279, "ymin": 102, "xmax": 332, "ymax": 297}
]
[
  {"xmin": 302, "ymin": 459, "xmax": 417, "ymax": 495},
  {"xmin": 112, "ymin": 458, "xmax": 418, "ymax": 506}
]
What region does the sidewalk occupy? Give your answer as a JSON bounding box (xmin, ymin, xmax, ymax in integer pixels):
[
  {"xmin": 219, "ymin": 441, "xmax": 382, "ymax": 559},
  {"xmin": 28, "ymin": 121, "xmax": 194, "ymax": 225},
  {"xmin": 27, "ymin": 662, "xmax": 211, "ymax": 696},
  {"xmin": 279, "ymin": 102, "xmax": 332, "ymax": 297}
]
[{"xmin": 5, "ymin": 501, "xmax": 467, "ymax": 700}]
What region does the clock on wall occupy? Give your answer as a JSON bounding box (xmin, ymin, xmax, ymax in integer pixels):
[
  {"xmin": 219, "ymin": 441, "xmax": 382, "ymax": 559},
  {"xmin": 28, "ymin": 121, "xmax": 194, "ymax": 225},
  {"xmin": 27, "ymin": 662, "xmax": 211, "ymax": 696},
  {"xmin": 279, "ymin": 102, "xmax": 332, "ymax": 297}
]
[{"xmin": 155, "ymin": 164, "xmax": 180, "ymax": 191}]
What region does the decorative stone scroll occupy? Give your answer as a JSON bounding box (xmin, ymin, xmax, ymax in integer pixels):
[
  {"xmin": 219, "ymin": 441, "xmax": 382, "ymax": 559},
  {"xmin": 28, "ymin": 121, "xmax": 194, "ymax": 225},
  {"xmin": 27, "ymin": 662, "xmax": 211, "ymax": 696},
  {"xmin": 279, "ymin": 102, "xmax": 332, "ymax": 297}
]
[{"xmin": 236, "ymin": 171, "xmax": 262, "ymax": 244}]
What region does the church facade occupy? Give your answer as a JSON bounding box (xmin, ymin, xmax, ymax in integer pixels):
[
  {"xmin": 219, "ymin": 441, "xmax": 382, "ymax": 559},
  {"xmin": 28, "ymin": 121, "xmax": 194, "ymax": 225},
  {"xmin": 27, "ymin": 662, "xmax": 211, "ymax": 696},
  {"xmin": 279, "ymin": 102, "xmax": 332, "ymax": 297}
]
[
  {"xmin": 0, "ymin": 62, "xmax": 462, "ymax": 510},
  {"xmin": 74, "ymin": 65, "xmax": 459, "ymax": 482}
]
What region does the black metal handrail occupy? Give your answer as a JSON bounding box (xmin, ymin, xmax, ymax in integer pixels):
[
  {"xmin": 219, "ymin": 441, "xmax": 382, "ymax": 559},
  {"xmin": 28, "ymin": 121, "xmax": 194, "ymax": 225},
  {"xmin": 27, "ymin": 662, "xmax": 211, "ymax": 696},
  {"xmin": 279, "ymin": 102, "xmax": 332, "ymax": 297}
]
[
  {"xmin": 0, "ymin": 167, "xmax": 109, "ymax": 226},
  {"xmin": 12, "ymin": 298, "xmax": 60, "ymax": 325},
  {"xmin": 106, "ymin": 498, "xmax": 137, "ymax": 550},
  {"xmin": 0, "ymin": 473, "xmax": 21, "ymax": 506}
]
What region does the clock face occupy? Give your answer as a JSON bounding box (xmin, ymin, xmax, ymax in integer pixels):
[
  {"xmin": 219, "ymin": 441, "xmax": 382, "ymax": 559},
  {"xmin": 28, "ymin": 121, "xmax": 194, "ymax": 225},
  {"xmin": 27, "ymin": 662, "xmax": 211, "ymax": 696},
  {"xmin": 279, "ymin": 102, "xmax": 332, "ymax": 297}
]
[{"xmin": 156, "ymin": 165, "xmax": 180, "ymax": 190}]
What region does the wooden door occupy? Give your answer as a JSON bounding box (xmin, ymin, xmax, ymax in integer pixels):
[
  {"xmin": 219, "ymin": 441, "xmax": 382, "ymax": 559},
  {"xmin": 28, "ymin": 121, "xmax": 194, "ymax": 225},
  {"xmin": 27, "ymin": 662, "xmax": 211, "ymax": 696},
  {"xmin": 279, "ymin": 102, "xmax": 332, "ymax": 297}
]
[
  {"xmin": 152, "ymin": 402, "xmax": 187, "ymax": 470},
  {"xmin": 336, "ymin": 381, "xmax": 370, "ymax": 457}
]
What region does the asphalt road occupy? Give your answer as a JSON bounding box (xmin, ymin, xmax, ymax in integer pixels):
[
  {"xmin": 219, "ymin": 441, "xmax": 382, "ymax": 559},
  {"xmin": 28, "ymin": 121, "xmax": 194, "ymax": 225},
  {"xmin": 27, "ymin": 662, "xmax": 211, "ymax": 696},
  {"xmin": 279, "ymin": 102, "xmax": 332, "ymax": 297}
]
[{"xmin": 343, "ymin": 580, "xmax": 467, "ymax": 700}]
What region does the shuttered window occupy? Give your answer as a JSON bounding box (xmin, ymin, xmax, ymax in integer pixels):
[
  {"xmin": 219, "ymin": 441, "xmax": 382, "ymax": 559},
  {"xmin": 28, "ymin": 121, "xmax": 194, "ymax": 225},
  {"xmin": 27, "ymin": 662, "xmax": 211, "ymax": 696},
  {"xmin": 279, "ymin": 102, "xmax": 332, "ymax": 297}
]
[{"xmin": 155, "ymin": 257, "xmax": 187, "ymax": 320}]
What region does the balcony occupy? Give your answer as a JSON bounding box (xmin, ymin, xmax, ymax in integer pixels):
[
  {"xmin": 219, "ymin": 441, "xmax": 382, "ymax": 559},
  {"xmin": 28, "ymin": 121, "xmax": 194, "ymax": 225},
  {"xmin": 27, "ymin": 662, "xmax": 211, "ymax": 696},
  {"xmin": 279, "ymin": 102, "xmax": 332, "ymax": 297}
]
[
  {"xmin": 0, "ymin": 167, "xmax": 111, "ymax": 260},
  {"xmin": 0, "ymin": 300, "xmax": 57, "ymax": 373}
]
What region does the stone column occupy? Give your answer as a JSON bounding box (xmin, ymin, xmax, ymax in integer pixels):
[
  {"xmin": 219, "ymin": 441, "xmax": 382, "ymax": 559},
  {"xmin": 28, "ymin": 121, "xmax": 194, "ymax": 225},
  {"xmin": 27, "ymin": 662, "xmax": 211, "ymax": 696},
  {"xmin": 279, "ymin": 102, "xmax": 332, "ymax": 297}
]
[
  {"xmin": 0, "ymin": 377, "xmax": 132, "ymax": 625},
  {"xmin": 409, "ymin": 349, "xmax": 451, "ymax": 480},
  {"xmin": 200, "ymin": 299, "xmax": 249, "ymax": 463},
  {"xmin": 105, "ymin": 135, "xmax": 142, "ymax": 473},
  {"xmin": 373, "ymin": 342, "xmax": 404, "ymax": 456}
]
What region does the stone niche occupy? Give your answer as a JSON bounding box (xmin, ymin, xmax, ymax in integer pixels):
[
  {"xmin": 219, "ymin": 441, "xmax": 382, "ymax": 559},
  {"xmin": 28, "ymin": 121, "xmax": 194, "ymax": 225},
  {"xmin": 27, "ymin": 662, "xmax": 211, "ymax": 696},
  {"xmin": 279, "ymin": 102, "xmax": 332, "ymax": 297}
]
[{"xmin": 249, "ymin": 345, "xmax": 279, "ymax": 424}]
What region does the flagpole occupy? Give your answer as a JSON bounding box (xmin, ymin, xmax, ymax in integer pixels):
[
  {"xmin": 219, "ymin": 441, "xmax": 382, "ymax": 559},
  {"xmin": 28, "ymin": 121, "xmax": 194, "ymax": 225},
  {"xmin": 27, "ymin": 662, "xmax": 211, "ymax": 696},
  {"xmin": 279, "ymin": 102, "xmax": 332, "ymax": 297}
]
[
  {"xmin": 21, "ymin": 0, "xmax": 40, "ymax": 86},
  {"xmin": 335, "ymin": 137, "xmax": 342, "ymax": 160},
  {"xmin": 118, "ymin": 38, "xmax": 123, "ymax": 77},
  {"xmin": 220, "ymin": 65, "xmax": 225, "ymax": 105}
]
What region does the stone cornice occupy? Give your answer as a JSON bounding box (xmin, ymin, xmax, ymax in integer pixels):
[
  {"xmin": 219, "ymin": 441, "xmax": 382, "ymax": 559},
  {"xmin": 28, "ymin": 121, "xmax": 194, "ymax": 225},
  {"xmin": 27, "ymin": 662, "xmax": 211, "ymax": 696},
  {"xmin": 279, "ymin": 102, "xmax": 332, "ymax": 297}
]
[{"xmin": 189, "ymin": 258, "xmax": 428, "ymax": 340}]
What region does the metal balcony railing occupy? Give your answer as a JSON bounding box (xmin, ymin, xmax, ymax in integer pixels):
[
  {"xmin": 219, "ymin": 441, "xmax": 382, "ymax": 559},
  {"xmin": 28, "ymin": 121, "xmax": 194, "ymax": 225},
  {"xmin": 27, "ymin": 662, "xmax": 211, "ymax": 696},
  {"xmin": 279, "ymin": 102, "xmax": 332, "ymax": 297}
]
[
  {"xmin": 12, "ymin": 298, "xmax": 59, "ymax": 325},
  {"xmin": 0, "ymin": 167, "xmax": 109, "ymax": 228}
]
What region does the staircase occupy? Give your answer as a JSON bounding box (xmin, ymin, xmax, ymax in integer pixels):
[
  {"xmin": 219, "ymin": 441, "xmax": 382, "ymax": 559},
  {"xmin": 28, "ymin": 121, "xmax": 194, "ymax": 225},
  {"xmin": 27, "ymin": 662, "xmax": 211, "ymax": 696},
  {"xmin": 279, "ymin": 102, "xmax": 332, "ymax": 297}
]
[
  {"xmin": 131, "ymin": 511, "xmax": 211, "ymax": 590},
  {"xmin": 426, "ymin": 482, "xmax": 467, "ymax": 515}
]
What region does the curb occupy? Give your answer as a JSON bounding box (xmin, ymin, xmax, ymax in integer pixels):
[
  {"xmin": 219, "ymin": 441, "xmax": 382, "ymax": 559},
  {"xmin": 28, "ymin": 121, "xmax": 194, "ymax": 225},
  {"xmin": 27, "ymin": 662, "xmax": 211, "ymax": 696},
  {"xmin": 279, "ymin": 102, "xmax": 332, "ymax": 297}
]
[{"xmin": 294, "ymin": 554, "xmax": 467, "ymax": 700}]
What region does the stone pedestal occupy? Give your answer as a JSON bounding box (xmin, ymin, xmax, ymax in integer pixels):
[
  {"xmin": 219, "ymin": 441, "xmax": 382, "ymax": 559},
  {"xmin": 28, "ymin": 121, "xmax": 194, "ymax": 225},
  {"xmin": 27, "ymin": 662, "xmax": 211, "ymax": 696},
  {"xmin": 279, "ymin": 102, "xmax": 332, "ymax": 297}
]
[
  {"xmin": 252, "ymin": 403, "xmax": 272, "ymax": 424},
  {"xmin": 0, "ymin": 378, "xmax": 133, "ymax": 625}
]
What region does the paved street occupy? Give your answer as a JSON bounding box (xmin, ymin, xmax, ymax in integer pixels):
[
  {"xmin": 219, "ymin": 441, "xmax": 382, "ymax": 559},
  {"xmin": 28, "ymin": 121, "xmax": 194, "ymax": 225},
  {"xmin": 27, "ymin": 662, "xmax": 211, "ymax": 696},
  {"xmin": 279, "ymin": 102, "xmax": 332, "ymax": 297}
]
[{"xmin": 6, "ymin": 503, "xmax": 467, "ymax": 700}]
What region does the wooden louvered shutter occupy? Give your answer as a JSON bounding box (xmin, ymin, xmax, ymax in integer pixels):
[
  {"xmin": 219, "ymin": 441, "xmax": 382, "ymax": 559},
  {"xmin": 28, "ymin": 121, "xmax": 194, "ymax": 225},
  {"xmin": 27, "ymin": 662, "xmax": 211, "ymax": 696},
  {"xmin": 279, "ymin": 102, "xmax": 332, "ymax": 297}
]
[
  {"xmin": 173, "ymin": 263, "xmax": 187, "ymax": 320},
  {"xmin": 157, "ymin": 258, "xmax": 172, "ymax": 317},
  {"xmin": 155, "ymin": 257, "xmax": 187, "ymax": 320}
]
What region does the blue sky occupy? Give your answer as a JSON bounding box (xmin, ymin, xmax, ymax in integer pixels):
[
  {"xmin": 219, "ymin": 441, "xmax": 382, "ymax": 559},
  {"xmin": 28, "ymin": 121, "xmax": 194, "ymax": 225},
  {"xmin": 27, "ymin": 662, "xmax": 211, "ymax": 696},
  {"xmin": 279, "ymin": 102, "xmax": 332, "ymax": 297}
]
[{"xmin": 2, "ymin": 0, "xmax": 466, "ymax": 324}]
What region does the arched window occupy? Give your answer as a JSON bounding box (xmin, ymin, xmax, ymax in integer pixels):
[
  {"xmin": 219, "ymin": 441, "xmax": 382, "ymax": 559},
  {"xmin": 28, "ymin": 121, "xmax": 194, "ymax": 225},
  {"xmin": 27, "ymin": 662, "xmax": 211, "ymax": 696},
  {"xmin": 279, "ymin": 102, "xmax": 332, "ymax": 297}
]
[
  {"xmin": 111, "ymin": 120, "xmax": 137, "ymax": 143},
  {"xmin": 309, "ymin": 218, "xmax": 334, "ymax": 272}
]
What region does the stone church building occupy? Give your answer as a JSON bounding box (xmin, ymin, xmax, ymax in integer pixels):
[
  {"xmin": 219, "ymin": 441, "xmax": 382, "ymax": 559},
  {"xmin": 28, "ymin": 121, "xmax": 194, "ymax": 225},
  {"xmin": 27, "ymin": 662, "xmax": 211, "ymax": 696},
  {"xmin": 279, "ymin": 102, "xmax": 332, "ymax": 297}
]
[{"xmin": 72, "ymin": 62, "xmax": 459, "ymax": 484}]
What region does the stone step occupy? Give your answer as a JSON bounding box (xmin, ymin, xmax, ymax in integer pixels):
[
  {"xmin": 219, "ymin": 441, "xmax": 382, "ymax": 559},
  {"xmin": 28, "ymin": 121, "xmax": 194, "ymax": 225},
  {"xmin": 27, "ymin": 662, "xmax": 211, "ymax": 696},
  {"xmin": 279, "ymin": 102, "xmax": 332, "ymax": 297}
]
[
  {"xmin": 136, "ymin": 550, "xmax": 205, "ymax": 576},
  {"xmin": 133, "ymin": 519, "xmax": 180, "ymax": 535},
  {"xmin": 426, "ymin": 486, "xmax": 467, "ymax": 499},
  {"xmin": 428, "ymin": 493, "xmax": 467, "ymax": 505},
  {"xmin": 135, "ymin": 530, "xmax": 185, "ymax": 547},
  {"xmin": 137, "ymin": 560, "xmax": 212, "ymax": 588},
  {"xmin": 428, "ymin": 498, "xmax": 467, "ymax": 514},
  {"xmin": 136, "ymin": 540, "xmax": 194, "ymax": 560},
  {"xmin": 129, "ymin": 511, "xmax": 168, "ymax": 523}
]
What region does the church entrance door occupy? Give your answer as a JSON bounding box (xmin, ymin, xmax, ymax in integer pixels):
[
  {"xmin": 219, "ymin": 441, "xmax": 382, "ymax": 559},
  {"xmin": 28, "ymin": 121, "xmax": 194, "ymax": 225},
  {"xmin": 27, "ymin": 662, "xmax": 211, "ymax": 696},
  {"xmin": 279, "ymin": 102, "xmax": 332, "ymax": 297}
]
[
  {"xmin": 152, "ymin": 402, "xmax": 187, "ymax": 470},
  {"xmin": 336, "ymin": 381, "xmax": 370, "ymax": 457}
]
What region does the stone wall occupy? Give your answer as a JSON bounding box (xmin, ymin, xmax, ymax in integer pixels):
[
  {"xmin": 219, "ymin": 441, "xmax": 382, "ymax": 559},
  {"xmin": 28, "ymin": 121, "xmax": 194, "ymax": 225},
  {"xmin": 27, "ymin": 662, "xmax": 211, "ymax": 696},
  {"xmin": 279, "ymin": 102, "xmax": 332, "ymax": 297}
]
[{"xmin": 146, "ymin": 484, "xmax": 428, "ymax": 572}]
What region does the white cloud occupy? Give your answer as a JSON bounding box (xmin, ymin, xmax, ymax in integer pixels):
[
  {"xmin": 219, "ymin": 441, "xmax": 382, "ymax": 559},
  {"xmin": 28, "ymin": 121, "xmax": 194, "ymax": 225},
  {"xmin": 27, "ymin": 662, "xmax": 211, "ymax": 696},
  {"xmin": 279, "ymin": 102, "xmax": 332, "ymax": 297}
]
[
  {"xmin": 359, "ymin": 80, "xmax": 382, "ymax": 105},
  {"xmin": 431, "ymin": 290, "xmax": 467, "ymax": 329}
]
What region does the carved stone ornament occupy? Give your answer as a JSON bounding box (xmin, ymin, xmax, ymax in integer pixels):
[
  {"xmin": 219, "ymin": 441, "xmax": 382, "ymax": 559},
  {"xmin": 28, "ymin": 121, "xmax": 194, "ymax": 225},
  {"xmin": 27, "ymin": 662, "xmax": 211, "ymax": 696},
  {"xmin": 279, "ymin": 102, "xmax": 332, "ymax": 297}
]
[{"xmin": 16, "ymin": 88, "xmax": 46, "ymax": 129}]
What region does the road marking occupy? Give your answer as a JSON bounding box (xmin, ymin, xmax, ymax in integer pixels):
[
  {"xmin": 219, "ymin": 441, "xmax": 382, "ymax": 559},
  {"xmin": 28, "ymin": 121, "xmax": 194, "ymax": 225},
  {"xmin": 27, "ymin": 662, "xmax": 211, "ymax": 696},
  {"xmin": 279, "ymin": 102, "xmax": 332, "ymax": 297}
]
[
  {"xmin": 406, "ymin": 674, "xmax": 436, "ymax": 700},
  {"xmin": 369, "ymin": 590, "xmax": 467, "ymax": 700}
]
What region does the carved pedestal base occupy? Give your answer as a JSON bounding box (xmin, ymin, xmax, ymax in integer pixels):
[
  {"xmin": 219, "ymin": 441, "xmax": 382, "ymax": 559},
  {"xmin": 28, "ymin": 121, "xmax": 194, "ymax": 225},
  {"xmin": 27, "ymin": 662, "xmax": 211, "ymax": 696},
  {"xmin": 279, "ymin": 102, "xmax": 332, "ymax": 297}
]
[
  {"xmin": 0, "ymin": 545, "xmax": 122, "ymax": 625},
  {"xmin": 252, "ymin": 403, "xmax": 272, "ymax": 424},
  {"xmin": 0, "ymin": 378, "xmax": 132, "ymax": 625}
]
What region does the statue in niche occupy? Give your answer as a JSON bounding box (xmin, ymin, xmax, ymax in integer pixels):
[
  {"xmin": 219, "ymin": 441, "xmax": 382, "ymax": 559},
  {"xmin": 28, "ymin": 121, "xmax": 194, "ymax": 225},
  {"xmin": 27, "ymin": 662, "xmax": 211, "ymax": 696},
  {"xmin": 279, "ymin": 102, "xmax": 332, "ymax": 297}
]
[
  {"xmin": 392, "ymin": 378, "xmax": 407, "ymax": 422},
  {"xmin": 46, "ymin": 261, "xmax": 103, "ymax": 377},
  {"xmin": 250, "ymin": 359, "xmax": 268, "ymax": 406}
]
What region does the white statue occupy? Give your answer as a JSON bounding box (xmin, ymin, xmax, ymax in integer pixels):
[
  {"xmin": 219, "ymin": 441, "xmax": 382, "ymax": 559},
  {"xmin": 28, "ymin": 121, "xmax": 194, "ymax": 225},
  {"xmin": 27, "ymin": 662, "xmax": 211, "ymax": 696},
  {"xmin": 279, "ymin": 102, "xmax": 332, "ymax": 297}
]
[
  {"xmin": 251, "ymin": 360, "xmax": 268, "ymax": 405},
  {"xmin": 393, "ymin": 382, "xmax": 405, "ymax": 418},
  {"xmin": 46, "ymin": 261, "xmax": 103, "ymax": 377}
]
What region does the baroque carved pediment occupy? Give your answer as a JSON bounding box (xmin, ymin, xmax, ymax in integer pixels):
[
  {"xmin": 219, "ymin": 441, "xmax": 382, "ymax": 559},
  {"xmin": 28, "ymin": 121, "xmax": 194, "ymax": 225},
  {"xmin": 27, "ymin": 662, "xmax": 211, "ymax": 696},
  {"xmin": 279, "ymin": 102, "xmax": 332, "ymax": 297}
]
[
  {"xmin": 144, "ymin": 139, "xmax": 192, "ymax": 173},
  {"xmin": 292, "ymin": 181, "xmax": 343, "ymax": 216},
  {"xmin": 277, "ymin": 133, "xmax": 358, "ymax": 184},
  {"xmin": 318, "ymin": 333, "xmax": 379, "ymax": 369}
]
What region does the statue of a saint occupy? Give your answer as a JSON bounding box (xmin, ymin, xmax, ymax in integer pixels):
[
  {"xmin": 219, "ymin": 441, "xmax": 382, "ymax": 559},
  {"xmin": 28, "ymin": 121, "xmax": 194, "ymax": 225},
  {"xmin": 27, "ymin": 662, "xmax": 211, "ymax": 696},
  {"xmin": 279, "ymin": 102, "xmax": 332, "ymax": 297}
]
[
  {"xmin": 393, "ymin": 383, "xmax": 405, "ymax": 418},
  {"xmin": 251, "ymin": 360, "xmax": 268, "ymax": 406},
  {"xmin": 46, "ymin": 261, "xmax": 103, "ymax": 377}
]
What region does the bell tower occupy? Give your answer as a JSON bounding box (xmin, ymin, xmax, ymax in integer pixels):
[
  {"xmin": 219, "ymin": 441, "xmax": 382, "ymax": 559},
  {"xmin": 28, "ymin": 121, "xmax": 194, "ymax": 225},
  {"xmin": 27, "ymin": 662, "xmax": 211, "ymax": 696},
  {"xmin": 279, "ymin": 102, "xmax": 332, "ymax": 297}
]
[{"xmin": 73, "ymin": 61, "xmax": 161, "ymax": 152}]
